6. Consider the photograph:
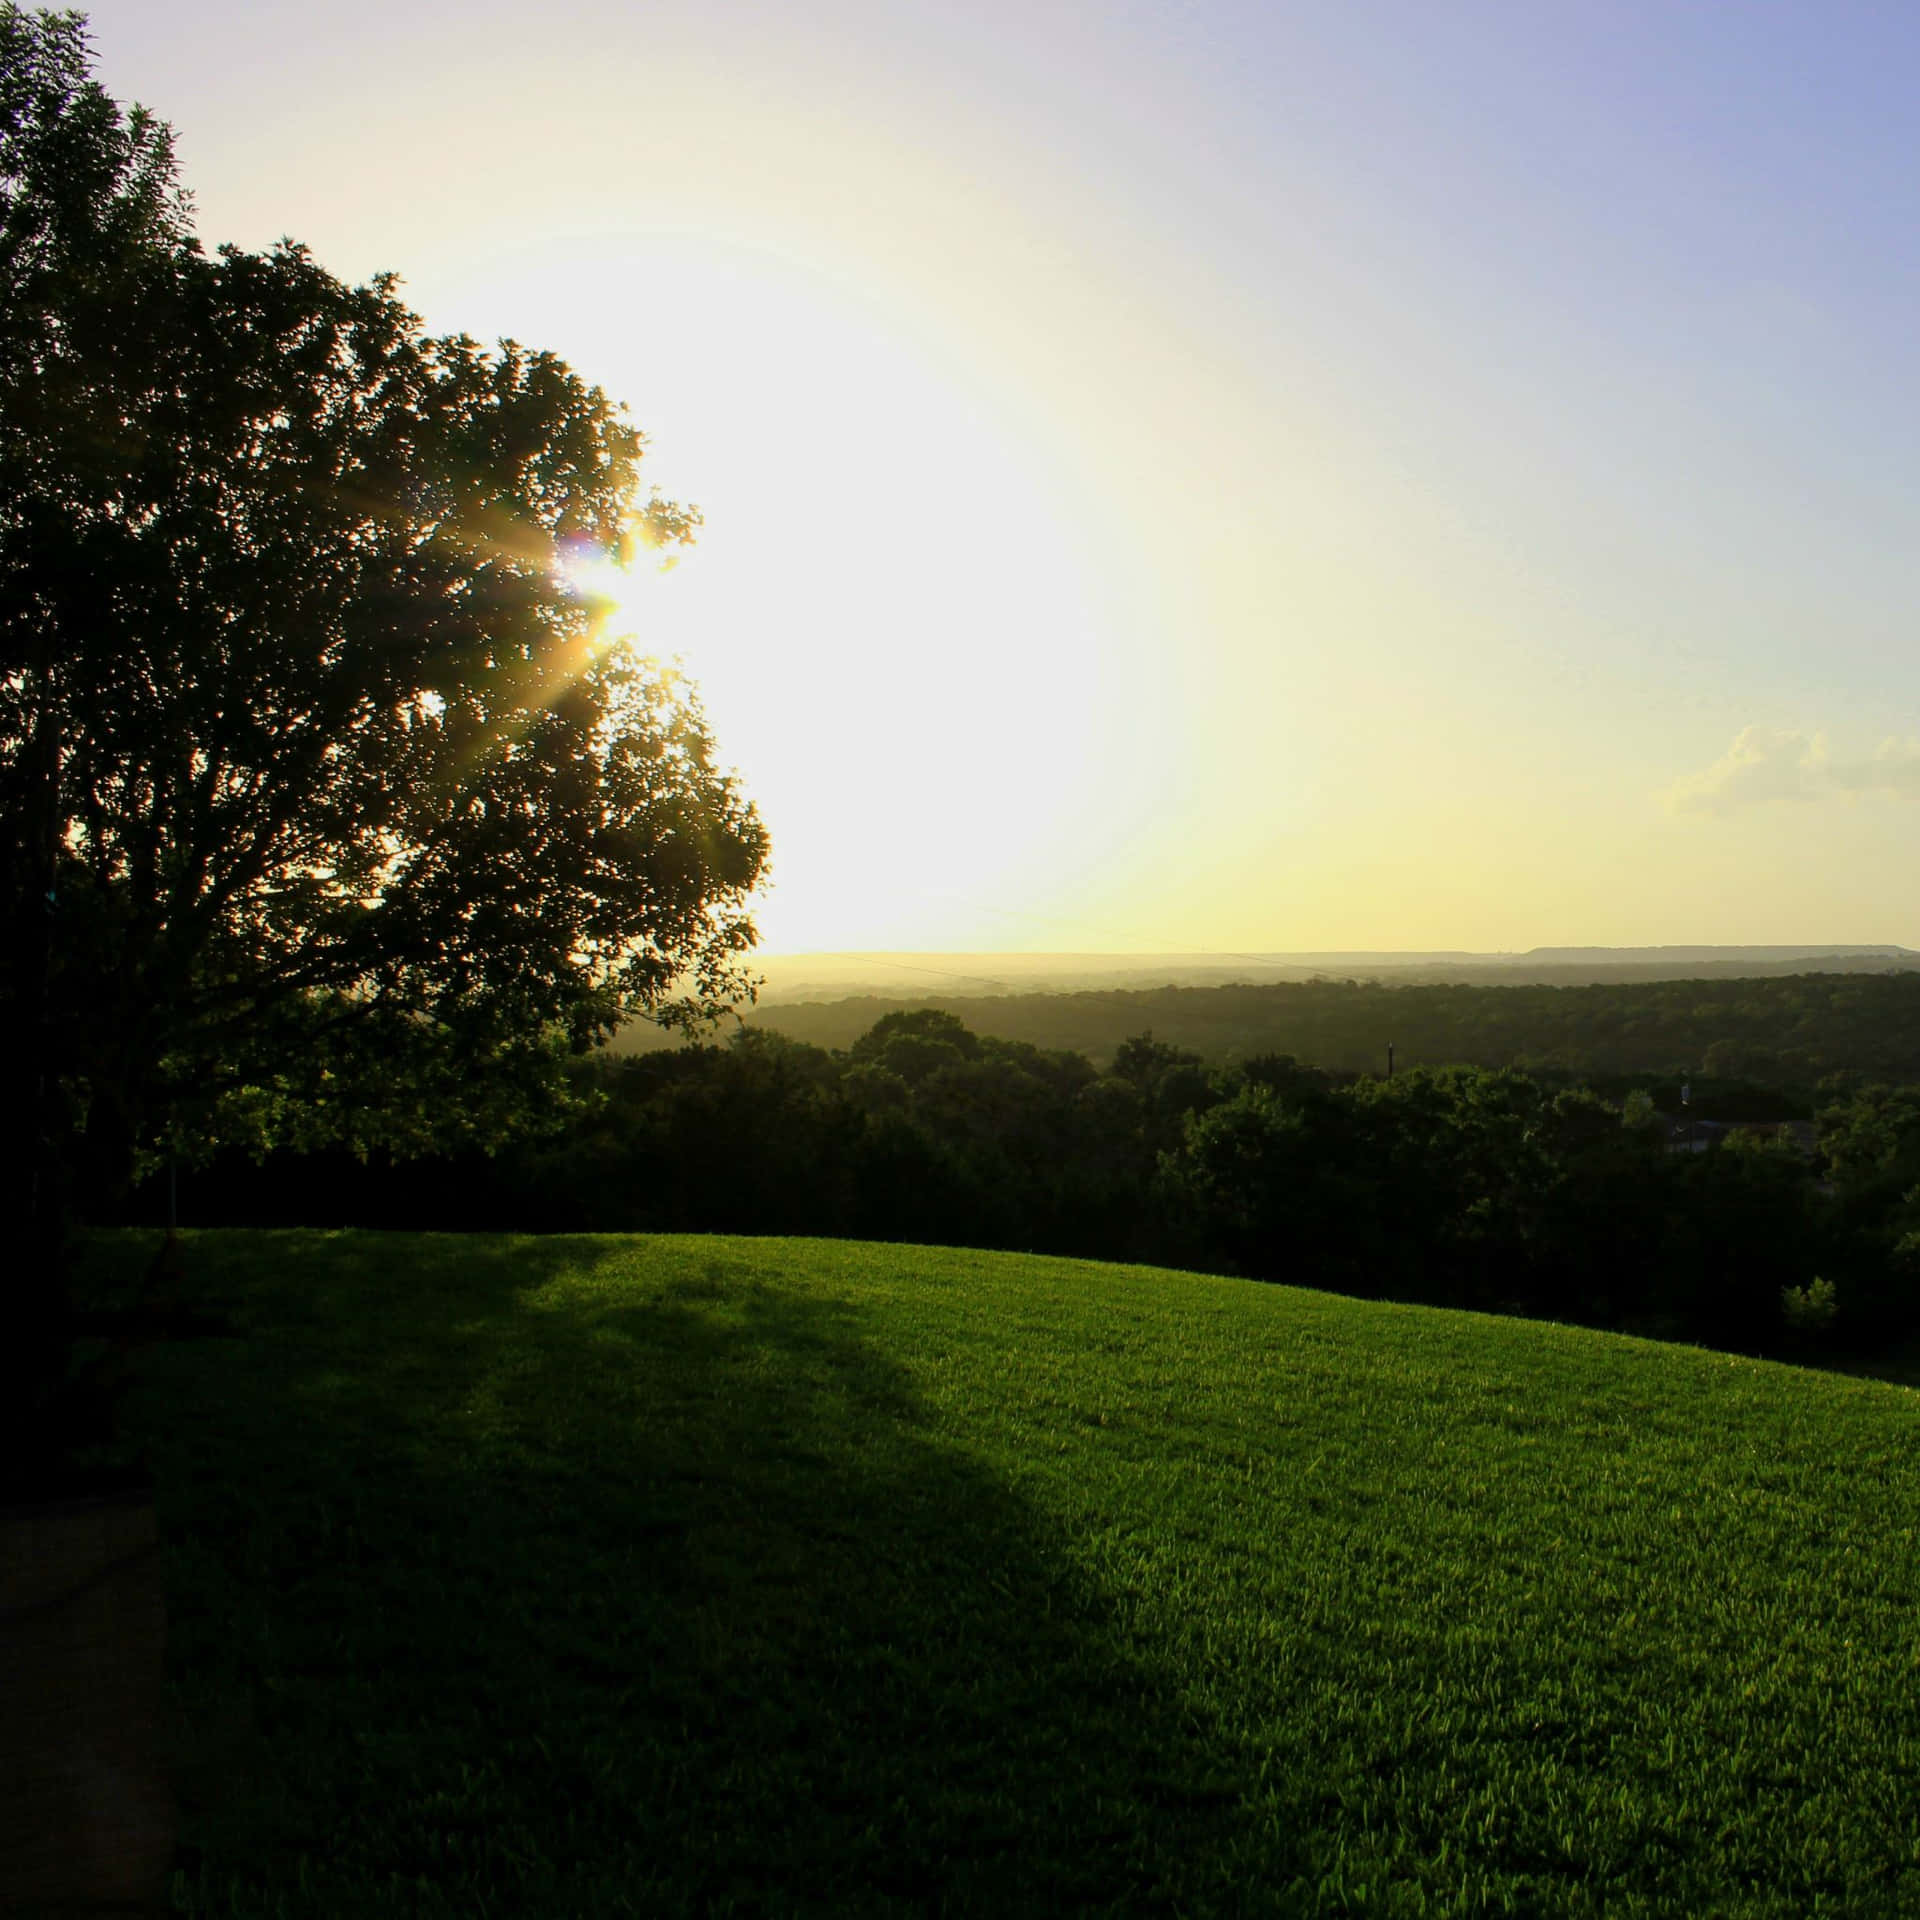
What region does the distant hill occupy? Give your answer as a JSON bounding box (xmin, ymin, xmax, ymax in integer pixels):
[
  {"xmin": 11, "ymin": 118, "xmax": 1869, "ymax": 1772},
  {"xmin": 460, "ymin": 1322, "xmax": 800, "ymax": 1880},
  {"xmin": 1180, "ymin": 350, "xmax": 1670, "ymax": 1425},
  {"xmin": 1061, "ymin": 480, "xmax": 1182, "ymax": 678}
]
[{"xmin": 742, "ymin": 945, "xmax": 1920, "ymax": 1003}]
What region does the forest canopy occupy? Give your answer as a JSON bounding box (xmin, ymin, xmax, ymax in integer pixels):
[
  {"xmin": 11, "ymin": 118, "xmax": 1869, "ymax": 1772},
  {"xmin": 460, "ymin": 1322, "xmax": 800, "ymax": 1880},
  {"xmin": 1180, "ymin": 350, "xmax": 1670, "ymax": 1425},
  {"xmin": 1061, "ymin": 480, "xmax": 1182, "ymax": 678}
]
[
  {"xmin": 160, "ymin": 1001, "xmax": 1920, "ymax": 1369},
  {"xmin": 729, "ymin": 970, "xmax": 1920, "ymax": 1095}
]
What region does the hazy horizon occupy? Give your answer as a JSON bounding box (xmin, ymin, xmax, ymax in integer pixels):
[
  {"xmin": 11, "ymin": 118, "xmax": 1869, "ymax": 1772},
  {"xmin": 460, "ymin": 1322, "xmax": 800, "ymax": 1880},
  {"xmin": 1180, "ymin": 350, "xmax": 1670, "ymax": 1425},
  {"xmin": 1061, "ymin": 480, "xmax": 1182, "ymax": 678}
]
[
  {"xmin": 750, "ymin": 942, "xmax": 1920, "ymax": 961},
  {"xmin": 81, "ymin": 1, "xmax": 1920, "ymax": 953},
  {"xmin": 740, "ymin": 942, "xmax": 1920, "ymax": 1003}
]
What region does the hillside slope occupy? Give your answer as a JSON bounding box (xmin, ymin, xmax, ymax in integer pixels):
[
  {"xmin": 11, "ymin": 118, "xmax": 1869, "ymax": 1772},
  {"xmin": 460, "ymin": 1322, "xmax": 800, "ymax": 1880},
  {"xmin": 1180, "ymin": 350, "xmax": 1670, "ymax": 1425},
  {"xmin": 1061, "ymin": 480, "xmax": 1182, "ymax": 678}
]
[{"xmin": 91, "ymin": 1232, "xmax": 1920, "ymax": 1917}]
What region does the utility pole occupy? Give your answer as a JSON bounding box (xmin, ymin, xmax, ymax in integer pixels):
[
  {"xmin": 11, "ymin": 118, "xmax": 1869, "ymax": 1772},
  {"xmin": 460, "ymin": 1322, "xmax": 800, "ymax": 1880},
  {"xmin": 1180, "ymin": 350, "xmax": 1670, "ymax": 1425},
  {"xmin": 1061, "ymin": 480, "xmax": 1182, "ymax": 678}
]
[{"xmin": 1387, "ymin": 1042, "xmax": 1395, "ymax": 1081}]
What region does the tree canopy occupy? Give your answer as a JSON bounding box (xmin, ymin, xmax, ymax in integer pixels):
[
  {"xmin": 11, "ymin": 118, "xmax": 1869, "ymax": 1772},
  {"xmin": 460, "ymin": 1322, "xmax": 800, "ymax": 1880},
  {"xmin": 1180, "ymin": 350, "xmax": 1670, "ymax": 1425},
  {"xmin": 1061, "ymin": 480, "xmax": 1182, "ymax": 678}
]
[{"xmin": 0, "ymin": 6, "xmax": 769, "ymax": 1222}]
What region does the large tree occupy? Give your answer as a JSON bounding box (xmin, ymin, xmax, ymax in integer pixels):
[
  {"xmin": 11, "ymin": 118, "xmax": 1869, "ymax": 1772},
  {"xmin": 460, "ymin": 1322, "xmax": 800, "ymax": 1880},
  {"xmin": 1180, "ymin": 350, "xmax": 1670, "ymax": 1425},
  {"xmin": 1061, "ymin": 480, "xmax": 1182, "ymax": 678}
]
[{"xmin": 0, "ymin": 10, "xmax": 767, "ymax": 1361}]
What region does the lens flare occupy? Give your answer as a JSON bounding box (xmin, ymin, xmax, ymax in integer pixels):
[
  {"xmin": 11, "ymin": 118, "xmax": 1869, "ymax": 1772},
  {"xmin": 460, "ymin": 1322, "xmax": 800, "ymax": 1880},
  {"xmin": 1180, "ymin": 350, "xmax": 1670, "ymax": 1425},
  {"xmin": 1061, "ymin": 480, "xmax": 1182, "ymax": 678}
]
[{"xmin": 559, "ymin": 547, "xmax": 631, "ymax": 620}]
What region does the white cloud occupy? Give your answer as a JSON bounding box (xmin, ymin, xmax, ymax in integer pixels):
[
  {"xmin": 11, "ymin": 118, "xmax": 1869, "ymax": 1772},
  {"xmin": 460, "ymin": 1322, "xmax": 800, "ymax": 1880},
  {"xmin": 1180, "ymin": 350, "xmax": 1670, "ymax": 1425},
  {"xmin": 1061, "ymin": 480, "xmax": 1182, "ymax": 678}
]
[
  {"xmin": 1829, "ymin": 737, "xmax": 1920, "ymax": 796},
  {"xmin": 1667, "ymin": 726, "xmax": 1920, "ymax": 814},
  {"xmin": 1665, "ymin": 727, "xmax": 1825, "ymax": 814}
]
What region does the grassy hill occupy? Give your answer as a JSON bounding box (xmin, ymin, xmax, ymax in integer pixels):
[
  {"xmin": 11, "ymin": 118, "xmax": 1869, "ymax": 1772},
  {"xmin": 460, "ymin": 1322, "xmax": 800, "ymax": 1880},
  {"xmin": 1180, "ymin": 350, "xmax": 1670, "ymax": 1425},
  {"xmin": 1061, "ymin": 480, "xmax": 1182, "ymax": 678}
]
[{"xmin": 89, "ymin": 1231, "xmax": 1920, "ymax": 1917}]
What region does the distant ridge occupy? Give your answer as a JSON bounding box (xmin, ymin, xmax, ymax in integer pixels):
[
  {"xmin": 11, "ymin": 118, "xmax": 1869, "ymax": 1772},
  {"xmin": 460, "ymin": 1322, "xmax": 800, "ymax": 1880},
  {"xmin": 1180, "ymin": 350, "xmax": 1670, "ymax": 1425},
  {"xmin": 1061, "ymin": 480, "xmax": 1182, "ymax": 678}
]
[
  {"xmin": 745, "ymin": 945, "xmax": 1920, "ymax": 1003},
  {"xmin": 1518, "ymin": 945, "xmax": 1915, "ymax": 964}
]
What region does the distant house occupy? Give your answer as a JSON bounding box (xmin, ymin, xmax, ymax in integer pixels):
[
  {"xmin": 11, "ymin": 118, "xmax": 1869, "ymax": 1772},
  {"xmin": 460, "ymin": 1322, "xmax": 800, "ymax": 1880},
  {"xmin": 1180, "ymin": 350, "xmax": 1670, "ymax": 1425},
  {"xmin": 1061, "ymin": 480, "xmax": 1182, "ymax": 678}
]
[{"xmin": 1656, "ymin": 1116, "xmax": 1817, "ymax": 1158}]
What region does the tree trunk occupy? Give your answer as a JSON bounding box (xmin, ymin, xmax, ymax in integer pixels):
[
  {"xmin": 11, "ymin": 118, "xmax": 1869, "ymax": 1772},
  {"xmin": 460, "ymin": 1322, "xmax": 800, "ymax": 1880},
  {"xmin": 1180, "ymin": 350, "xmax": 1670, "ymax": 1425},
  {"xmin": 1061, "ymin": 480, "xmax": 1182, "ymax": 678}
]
[
  {"xmin": 5, "ymin": 649, "xmax": 82, "ymax": 1495},
  {"xmin": 78, "ymin": 1070, "xmax": 145, "ymax": 1228}
]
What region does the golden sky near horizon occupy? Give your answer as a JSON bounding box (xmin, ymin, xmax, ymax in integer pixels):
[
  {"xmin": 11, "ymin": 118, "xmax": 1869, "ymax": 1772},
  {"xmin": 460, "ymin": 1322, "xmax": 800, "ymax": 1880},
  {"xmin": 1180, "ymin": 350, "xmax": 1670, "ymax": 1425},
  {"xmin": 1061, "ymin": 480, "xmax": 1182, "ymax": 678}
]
[{"xmin": 80, "ymin": 0, "xmax": 1920, "ymax": 953}]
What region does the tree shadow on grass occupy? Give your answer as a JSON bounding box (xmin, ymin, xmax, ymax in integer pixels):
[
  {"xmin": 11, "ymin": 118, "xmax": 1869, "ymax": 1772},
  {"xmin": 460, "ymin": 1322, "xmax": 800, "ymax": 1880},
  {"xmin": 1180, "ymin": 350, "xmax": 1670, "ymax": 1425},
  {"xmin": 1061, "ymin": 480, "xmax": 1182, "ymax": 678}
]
[{"xmin": 95, "ymin": 1232, "xmax": 1301, "ymax": 1917}]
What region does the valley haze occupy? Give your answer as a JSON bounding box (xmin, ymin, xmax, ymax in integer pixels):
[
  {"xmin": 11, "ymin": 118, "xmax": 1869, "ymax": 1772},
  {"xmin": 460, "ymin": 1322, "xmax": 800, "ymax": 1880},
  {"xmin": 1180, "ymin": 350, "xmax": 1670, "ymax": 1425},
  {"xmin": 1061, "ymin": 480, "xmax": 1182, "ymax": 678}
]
[{"xmin": 746, "ymin": 945, "xmax": 1920, "ymax": 1002}]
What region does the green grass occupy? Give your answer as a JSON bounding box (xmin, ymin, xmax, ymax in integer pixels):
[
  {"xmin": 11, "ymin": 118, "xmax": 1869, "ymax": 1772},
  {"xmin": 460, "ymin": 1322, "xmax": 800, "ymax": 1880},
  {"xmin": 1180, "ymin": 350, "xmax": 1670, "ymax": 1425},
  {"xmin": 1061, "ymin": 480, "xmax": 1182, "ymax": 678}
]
[{"xmin": 81, "ymin": 1230, "xmax": 1920, "ymax": 1917}]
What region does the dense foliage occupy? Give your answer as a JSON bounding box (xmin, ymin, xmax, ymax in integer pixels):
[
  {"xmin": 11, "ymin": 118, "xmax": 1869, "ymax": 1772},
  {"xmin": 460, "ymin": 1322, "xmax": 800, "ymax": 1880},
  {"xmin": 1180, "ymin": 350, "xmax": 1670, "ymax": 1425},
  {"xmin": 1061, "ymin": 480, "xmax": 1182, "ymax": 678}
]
[{"xmin": 155, "ymin": 1006, "xmax": 1920, "ymax": 1363}]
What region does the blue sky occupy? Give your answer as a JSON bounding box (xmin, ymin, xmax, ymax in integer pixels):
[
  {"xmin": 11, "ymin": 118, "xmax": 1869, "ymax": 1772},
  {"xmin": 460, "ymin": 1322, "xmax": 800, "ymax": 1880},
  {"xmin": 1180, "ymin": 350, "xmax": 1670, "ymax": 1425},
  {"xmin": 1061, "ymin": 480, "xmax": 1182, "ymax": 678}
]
[{"xmin": 74, "ymin": 0, "xmax": 1920, "ymax": 949}]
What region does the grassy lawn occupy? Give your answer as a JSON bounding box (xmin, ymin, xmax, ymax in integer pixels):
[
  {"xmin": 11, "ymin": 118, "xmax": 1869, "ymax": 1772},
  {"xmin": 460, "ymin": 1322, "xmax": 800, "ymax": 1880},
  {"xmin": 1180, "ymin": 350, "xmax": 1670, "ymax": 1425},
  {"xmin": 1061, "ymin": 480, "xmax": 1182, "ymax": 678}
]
[{"xmin": 81, "ymin": 1230, "xmax": 1920, "ymax": 1917}]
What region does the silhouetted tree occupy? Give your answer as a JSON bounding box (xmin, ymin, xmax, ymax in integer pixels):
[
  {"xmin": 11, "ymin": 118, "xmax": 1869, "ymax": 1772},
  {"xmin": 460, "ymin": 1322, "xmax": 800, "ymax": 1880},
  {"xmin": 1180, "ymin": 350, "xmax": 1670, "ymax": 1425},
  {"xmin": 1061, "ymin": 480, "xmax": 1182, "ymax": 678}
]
[
  {"xmin": 2, "ymin": 12, "xmax": 766, "ymax": 1205},
  {"xmin": 0, "ymin": 9, "xmax": 767, "ymax": 1483}
]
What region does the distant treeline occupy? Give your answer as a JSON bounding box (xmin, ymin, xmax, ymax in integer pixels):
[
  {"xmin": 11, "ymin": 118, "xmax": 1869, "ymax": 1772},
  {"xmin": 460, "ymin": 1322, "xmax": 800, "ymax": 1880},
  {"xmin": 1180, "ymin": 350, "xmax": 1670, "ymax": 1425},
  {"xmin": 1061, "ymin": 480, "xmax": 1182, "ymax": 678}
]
[
  {"xmin": 741, "ymin": 953, "xmax": 1920, "ymax": 1002},
  {"xmin": 148, "ymin": 1008, "xmax": 1920, "ymax": 1365},
  {"xmin": 702, "ymin": 970, "xmax": 1920, "ymax": 1091}
]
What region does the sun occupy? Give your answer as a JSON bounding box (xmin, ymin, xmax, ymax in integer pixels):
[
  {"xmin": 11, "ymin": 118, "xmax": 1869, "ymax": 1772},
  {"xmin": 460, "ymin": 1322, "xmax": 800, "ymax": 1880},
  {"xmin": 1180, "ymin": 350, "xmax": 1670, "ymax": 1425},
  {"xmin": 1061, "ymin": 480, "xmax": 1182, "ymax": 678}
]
[{"xmin": 559, "ymin": 549, "xmax": 637, "ymax": 627}]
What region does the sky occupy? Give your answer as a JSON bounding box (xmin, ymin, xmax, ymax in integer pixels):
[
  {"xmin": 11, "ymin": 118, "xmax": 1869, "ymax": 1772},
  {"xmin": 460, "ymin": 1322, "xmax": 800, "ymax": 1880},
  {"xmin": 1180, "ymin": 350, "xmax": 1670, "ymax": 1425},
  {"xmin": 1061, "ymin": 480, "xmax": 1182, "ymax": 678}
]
[{"xmin": 75, "ymin": 0, "xmax": 1920, "ymax": 953}]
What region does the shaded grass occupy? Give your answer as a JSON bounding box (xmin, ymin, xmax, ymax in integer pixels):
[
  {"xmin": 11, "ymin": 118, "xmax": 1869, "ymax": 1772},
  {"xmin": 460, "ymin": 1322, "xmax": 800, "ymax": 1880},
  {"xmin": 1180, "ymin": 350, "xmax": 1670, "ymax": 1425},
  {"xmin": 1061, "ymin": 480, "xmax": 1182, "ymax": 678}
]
[{"xmin": 79, "ymin": 1231, "xmax": 1920, "ymax": 1916}]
